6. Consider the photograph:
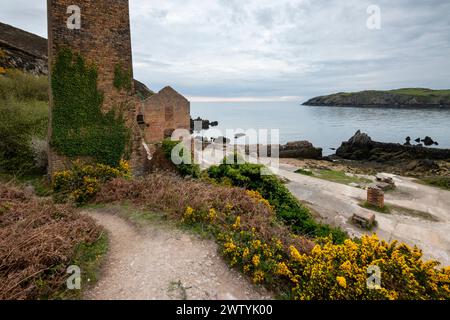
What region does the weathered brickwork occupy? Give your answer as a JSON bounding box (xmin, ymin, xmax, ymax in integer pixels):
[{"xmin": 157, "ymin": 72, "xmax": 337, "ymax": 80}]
[
  {"xmin": 47, "ymin": 0, "xmax": 146, "ymax": 175},
  {"xmin": 367, "ymin": 186, "xmax": 385, "ymax": 209},
  {"xmin": 142, "ymin": 86, "xmax": 190, "ymax": 144}
]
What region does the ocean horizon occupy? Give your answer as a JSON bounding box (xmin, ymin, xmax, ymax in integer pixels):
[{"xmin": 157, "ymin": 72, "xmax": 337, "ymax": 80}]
[{"xmin": 191, "ymin": 101, "xmax": 450, "ymax": 156}]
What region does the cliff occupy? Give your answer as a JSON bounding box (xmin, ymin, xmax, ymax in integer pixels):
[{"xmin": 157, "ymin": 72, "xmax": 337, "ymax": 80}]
[
  {"xmin": 0, "ymin": 22, "xmax": 154, "ymax": 98},
  {"xmin": 303, "ymin": 88, "xmax": 450, "ymax": 108},
  {"xmin": 0, "ymin": 22, "xmax": 48, "ymax": 75}
]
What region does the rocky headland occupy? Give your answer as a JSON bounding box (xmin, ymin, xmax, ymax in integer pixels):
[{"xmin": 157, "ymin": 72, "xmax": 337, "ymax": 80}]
[{"xmin": 303, "ymin": 89, "xmax": 450, "ymax": 108}]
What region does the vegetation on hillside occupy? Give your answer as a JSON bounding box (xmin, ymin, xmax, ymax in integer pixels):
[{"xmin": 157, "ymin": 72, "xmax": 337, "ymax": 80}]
[
  {"xmin": 303, "ymin": 88, "xmax": 450, "ymax": 107},
  {"xmin": 207, "ymin": 157, "xmax": 347, "ymax": 243},
  {"xmin": 0, "ymin": 183, "xmax": 106, "ymax": 300},
  {"xmin": 420, "ymin": 176, "xmax": 450, "ymax": 191},
  {"xmin": 0, "ymin": 70, "xmax": 48, "ymax": 175},
  {"xmin": 90, "ymin": 173, "xmax": 450, "ymax": 300},
  {"xmin": 52, "ymin": 160, "xmax": 131, "ymax": 205}
]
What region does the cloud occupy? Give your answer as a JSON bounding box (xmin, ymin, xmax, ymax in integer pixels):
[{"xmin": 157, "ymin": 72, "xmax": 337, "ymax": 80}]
[{"xmin": 1, "ymin": 0, "xmax": 449, "ymax": 101}]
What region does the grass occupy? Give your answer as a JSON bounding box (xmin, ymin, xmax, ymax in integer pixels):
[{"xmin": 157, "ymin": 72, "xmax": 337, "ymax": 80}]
[
  {"xmin": 359, "ymin": 201, "xmax": 438, "ymax": 221},
  {"xmin": 167, "ymin": 280, "xmax": 190, "ymax": 300},
  {"xmin": 294, "ymin": 168, "xmax": 313, "ymax": 176},
  {"xmin": 0, "ymin": 173, "xmax": 52, "ymax": 197},
  {"xmin": 52, "ymin": 232, "xmax": 109, "ymax": 300},
  {"xmin": 418, "ymin": 177, "xmax": 450, "ymax": 191},
  {"xmin": 86, "ymin": 203, "xmax": 218, "ymax": 240},
  {"xmin": 389, "ymin": 88, "xmax": 450, "ymax": 97},
  {"xmin": 0, "ymin": 70, "xmax": 49, "ymax": 175},
  {"xmin": 360, "ymin": 201, "xmax": 391, "ymax": 214},
  {"xmin": 0, "ymin": 69, "xmax": 48, "ymax": 101},
  {"xmin": 335, "ymin": 88, "xmax": 450, "ymax": 98},
  {"xmin": 296, "ymin": 168, "xmax": 372, "ymax": 187}
]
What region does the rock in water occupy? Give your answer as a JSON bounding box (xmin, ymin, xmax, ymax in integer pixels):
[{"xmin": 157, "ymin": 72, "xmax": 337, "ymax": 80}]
[
  {"xmin": 279, "ymin": 141, "xmax": 323, "ymax": 159},
  {"xmin": 421, "ymin": 136, "xmax": 436, "ymax": 147},
  {"xmin": 404, "ymin": 136, "xmax": 411, "ymax": 146}
]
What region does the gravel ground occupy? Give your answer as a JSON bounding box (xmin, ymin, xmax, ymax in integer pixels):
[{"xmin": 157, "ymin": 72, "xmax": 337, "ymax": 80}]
[{"xmin": 84, "ymin": 209, "xmax": 272, "ymax": 300}]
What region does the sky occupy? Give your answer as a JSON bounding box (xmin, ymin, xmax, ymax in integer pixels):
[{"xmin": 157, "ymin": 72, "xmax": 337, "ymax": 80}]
[{"xmin": 0, "ymin": 0, "xmax": 449, "ymax": 102}]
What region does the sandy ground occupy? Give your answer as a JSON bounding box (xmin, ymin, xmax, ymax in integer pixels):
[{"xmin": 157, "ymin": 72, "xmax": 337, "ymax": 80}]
[
  {"xmin": 84, "ymin": 209, "xmax": 271, "ymax": 300},
  {"xmin": 276, "ymin": 162, "xmax": 450, "ymax": 266}
]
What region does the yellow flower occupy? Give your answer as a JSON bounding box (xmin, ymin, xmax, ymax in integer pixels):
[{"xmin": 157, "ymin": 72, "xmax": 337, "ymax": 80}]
[
  {"xmin": 224, "ymin": 241, "xmax": 237, "ymax": 254},
  {"xmin": 232, "ymin": 216, "xmax": 241, "ymax": 230},
  {"xmin": 276, "ymin": 262, "xmax": 291, "ymax": 276},
  {"xmin": 336, "ymin": 276, "xmax": 347, "ymax": 288},
  {"xmin": 183, "ymin": 206, "xmax": 195, "ymax": 222},
  {"xmin": 253, "ymin": 270, "xmax": 265, "ymax": 284},
  {"xmin": 252, "ymin": 255, "xmax": 260, "ymax": 267},
  {"xmin": 208, "ymin": 208, "xmax": 216, "ymax": 221},
  {"xmin": 252, "ymin": 240, "xmax": 261, "ymax": 250},
  {"xmin": 340, "ymin": 261, "xmax": 352, "ymax": 274},
  {"xmin": 242, "ymin": 248, "xmax": 250, "ymax": 259},
  {"xmin": 290, "ymin": 246, "xmax": 303, "ymax": 263},
  {"xmin": 185, "ymin": 206, "xmax": 194, "ymax": 216}
]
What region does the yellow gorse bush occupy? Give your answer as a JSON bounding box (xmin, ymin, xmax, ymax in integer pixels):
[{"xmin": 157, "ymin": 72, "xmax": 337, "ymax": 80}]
[
  {"xmin": 217, "ymin": 224, "xmax": 450, "ymax": 299},
  {"xmin": 53, "ymin": 160, "xmax": 131, "ymax": 204},
  {"xmin": 246, "ymin": 190, "xmax": 273, "ymax": 211},
  {"xmin": 286, "ymin": 235, "xmax": 450, "ymax": 300},
  {"xmin": 182, "ymin": 206, "xmax": 218, "ymax": 224},
  {"xmin": 171, "ymin": 170, "xmax": 449, "ymax": 299}
]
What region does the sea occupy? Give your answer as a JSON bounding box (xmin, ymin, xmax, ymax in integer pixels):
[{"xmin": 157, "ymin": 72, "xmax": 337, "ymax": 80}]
[{"xmin": 191, "ymin": 102, "xmax": 450, "ymax": 156}]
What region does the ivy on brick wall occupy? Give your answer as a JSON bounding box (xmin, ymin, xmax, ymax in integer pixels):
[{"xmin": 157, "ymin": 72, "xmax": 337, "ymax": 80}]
[
  {"xmin": 51, "ymin": 48, "xmax": 130, "ymax": 167},
  {"xmin": 113, "ymin": 64, "xmax": 132, "ymax": 92}
]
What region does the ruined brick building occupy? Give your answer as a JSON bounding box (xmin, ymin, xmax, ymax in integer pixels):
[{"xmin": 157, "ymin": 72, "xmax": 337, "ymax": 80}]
[
  {"xmin": 140, "ymin": 86, "xmax": 190, "ymax": 143},
  {"xmin": 46, "ymin": 0, "xmax": 190, "ymax": 175}
]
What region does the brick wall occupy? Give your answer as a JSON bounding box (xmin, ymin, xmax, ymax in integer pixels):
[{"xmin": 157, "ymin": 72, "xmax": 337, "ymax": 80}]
[{"xmin": 47, "ymin": 0, "xmax": 145, "ymax": 175}]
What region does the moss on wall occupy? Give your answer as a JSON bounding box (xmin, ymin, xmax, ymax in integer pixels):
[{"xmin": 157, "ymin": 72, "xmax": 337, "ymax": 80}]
[
  {"xmin": 50, "ymin": 49, "xmax": 129, "ymax": 167},
  {"xmin": 113, "ymin": 64, "xmax": 132, "ymax": 92}
]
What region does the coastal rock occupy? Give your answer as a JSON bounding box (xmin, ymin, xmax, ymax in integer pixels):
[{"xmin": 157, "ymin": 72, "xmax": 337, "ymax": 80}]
[
  {"xmin": 336, "ymin": 131, "xmax": 450, "ymax": 163},
  {"xmin": 405, "ymin": 159, "xmax": 439, "ymax": 172},
  {"xmin": 191, "ymin": 117, "xmax": 219, "ymax": 132},
  {"xmin": 279, "ymin": 141, "xmax": 323, "ymax": 159},
  {"xmin": 245, "ymin": 141, "xmax": 322, "ymax": 159}
]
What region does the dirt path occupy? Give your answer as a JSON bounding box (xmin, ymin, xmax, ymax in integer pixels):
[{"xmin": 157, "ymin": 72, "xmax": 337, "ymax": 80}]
[
  {"xmin": 276, "ymin": 163, "xmax": 450, "ymax": 266},
  {"xmin": 84, "ymin": 209, "xmax": 271, "ymax": 300}
]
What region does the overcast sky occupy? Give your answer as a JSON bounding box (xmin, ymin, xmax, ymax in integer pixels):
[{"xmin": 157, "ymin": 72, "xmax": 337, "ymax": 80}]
[{"xmin": 1, "ymin": 0, "xmax": 449, "ymax": 101}]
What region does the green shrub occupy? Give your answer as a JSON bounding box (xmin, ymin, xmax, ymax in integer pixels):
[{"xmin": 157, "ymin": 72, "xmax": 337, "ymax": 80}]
[
  {"xmin": 0, "ymin": 70, "xmax": 49, "ymax": 175},
  {"xmin": 0, "ymin": 97, "xmax": 48, "ymax": 175},
  {"xmin": 207, "ymin": 157, "xmax": 347, "ymax": 243},
  {"xmin": 52, "ymin": 160, "xmax": 131, "ymax": 204},
  {"xmin": 161, "ymin": 139, "xmax": 201, "ymax": 178},
  {"xmin": 0, "ymin": 69, "xmax": 48, "ymax": 101}
]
